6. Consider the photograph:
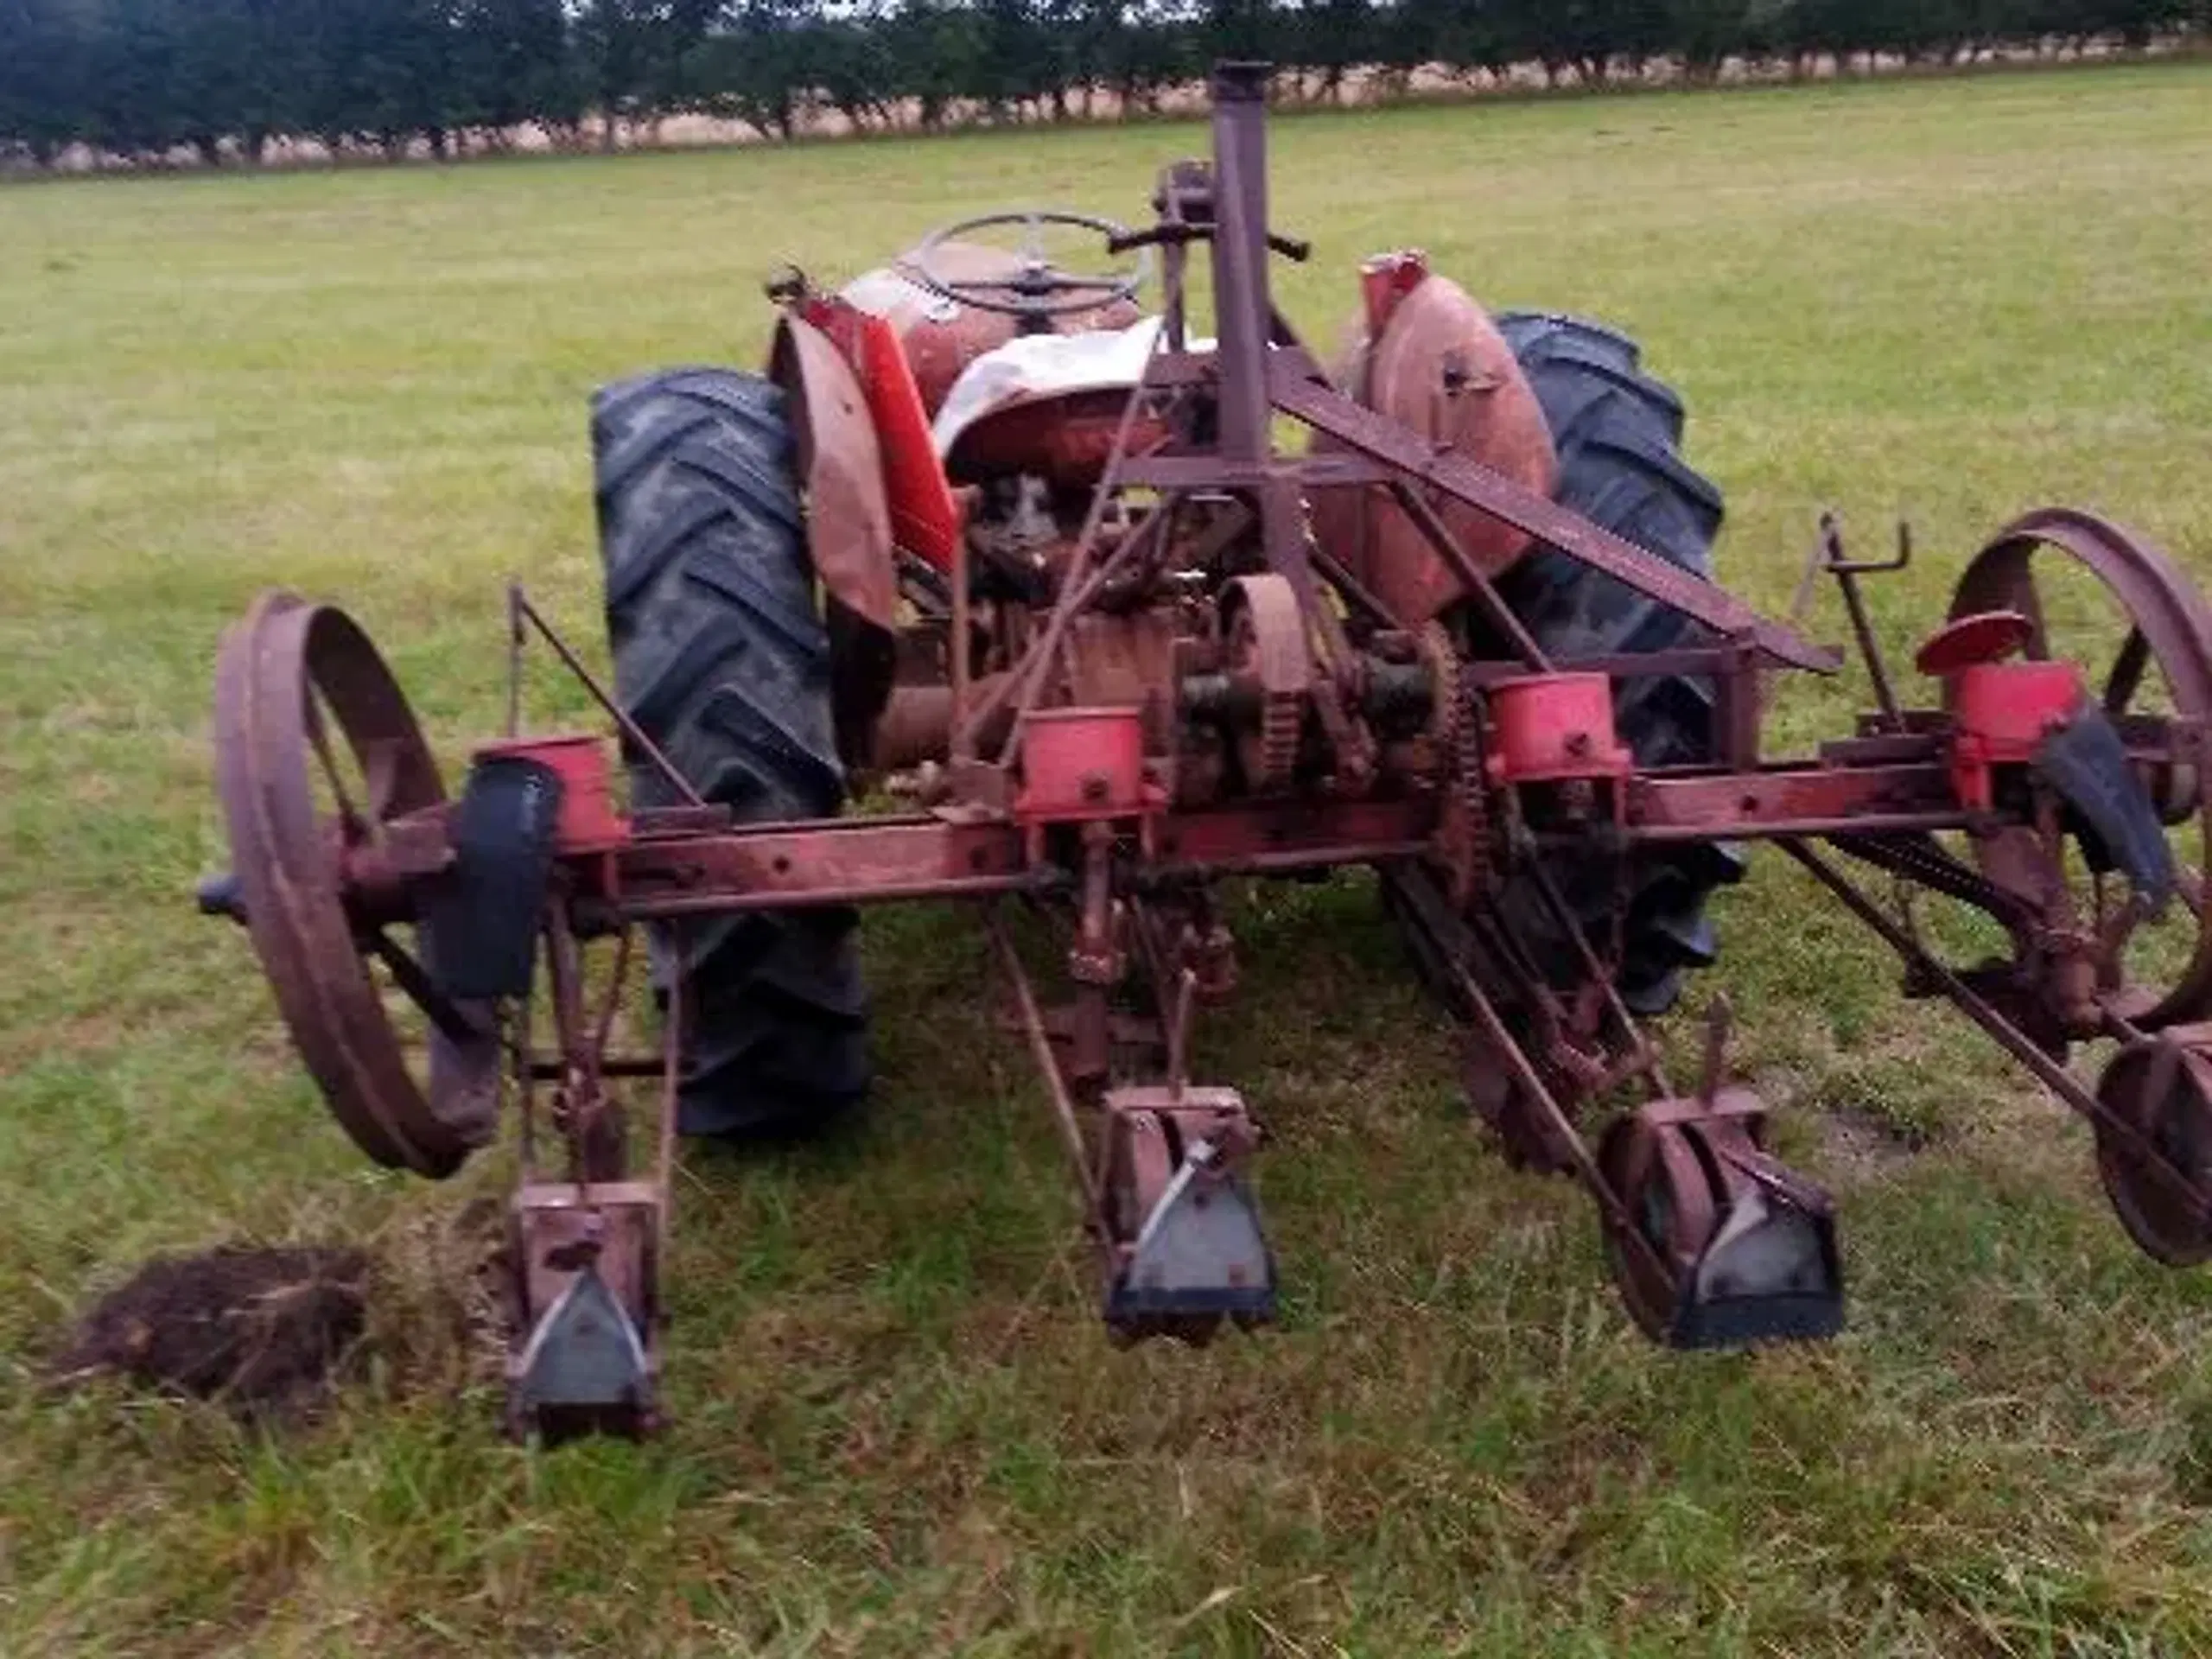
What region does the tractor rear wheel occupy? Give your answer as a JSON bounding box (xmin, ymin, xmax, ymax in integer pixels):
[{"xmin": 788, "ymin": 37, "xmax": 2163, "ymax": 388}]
[
  {"xmin": 591, "ymin": 367, "xmax": 870, "ymax": 1137},
  {"xmin": 1487, "ymin": 312, "xmax": 1741, "ymax": 1015}
]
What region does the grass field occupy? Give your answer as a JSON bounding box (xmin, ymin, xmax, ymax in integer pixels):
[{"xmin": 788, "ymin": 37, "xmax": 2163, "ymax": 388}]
[{"xmin": 4, "ymin": 61, "xmax": 2212, "ymax": 1656}]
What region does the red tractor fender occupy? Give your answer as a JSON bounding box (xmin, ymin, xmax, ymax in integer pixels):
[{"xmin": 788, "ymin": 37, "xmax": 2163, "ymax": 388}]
[
  {"xmin": 1308, "ymin": 252, "xmax": 1559, "ymax": 628},
  {"xmin": 850, "ymin": 307, "xmax": 962, "ymax": 574},
  {"xmin": 767, "ymin": 311, "xmax": 899, "ymax": 635},
  {"xmin": 777, "ymin": 295, "xmax": 963, "ymax": 581}
]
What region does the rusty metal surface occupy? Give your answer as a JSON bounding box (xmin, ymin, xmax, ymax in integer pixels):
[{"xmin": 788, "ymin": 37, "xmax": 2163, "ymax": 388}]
[
  {"xmin": 949, "ymin": 387, "xmax": 1172, "ymax": 487},
  {"xmin": 1915, "ymin": 608, "xmax": 2035, "ymax": 676},
  {"xmin": 988, "ymin": 914, "xmax": 1104, "ymax": 1224},
  {"xmin": 505, "ymin": 1179, "xmax": 661, "ymax": 1441},
  {"xmin": 511, "ymin": 589, "xmax": 703, "ymax": 809},
  {"xmin": 1307, "ymin": 275, "xmax": 1557, "ymax": 625},
  {"xmin": 1065, "ymin": 606, "xmax": 1181, "ymax": 741},
  {"xmin": 199, "ymin": 69, "xmax": 2212, "ymax": 1436},
  {"xmin": 496, "ymin": 850, "xmax": 669, "ymax": 1440},
  {"xmin": 2094, "ymin": 1033, "xmax": 2212, "ymax": 1266},
  {"xmin": 608, "ymin": 797, "xmax": 1434, "ymax": 918},
  {"xmin": 213, "ymin": 591, "xmax": 496, "ymax": 1178},
  {"xmin": 1274, "ymin": 368, "xmax": 1839, "ymax": 673},
  {"xmin": 767, "ymin": 313, "xmax": 898, "ymax": 633},
  {"xmin": 1098, "ymin": 1083, "xmax": 1271, "ymax": 1344},
  {"xmin": 1221, "ymin": 573, "xmax": 1311, "ymax": 792},
  {"xmin": 1597, "ymin": 1103, "xmax": 1728, "ymax": 1338},
  {"xmin": 871, "ymin": 674, "xmax": 1015, "ymax": 770},
  {"xmin": 1597, "ymin": 1089, "xmax": 1840, "ymax": 1344},
  {"xmin": 1387, "ymin": 480, "xmax": 1554, "ymax": 671},
  {"xmin": 853, "ymin": 240, "xmax": 1143, "ymax": 416},
  {"xmin": 1948, "ymin": 508, "xmax": 2212, "ymax": 1027},
  {"xmin": 1627, "ymin": 762, "xmax": 1961, "ymax": 835},
  {"xmin": 1014, "ymin": 708, "xmax": 1154, "ymax": 823},
  {"xmin": 1782, "ymin": 836, "xmax": 2212, "ymax": 1205}
]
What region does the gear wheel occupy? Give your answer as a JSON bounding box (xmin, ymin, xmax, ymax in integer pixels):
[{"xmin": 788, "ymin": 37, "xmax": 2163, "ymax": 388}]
[
  {"xmin": 1417, "ymin": 618, "xmax": 1459, "ymax": 752},
  {"xmin": 1222, "ymin": 574, "xmax": 1311, "ymax": 795},
  {"xmin": 1419, "ymin": 619, "xmax": 1491, "ymax": 906}
]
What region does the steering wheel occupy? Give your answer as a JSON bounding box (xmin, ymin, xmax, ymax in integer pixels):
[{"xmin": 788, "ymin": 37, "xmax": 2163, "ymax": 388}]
[{"xmin": 908, "ymin": 209, "xmax": 1153, "ymax": 321}]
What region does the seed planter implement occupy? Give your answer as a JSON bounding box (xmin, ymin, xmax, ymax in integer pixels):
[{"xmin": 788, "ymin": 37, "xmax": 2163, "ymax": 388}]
[{"xmin": 200, "ymin": 64, "xmax": 2212, "ymax": 1438}]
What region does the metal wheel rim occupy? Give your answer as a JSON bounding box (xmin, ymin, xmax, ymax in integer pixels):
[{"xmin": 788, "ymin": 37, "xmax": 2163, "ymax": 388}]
[
  {"xmin": 213, "ymin": 591, "xmax": 494, "ymax": 1177},
  {"xmin": 1597, "ymin": 1113, "xmax": 1716, "ymax": 1340},
  {"xmin": 2094, "ymin": 1039, "xmax": 2212, "ymax": 1267},
  {"xmin": 1948, "ymin": 508, "xmax": 2212, "ymax": 1028}
]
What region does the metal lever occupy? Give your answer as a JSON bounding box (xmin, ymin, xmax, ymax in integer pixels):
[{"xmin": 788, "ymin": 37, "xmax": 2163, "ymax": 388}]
[
  {"xmin": 1790, "ymin": 512, "xmax": 1912, "ymax": 728},
  {"xmin": 1105, "ymin": 221, "xmax": 1310, "ymax": 262}
]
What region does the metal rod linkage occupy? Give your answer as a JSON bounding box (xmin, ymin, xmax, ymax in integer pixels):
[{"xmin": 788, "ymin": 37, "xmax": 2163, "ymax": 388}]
[
  {"xmin": 1388, "ymin": 480, "xmax": 1553, "ymax": 672},
  {"xmin": 1783, "ymin": 836, "xmax": 2212, "ymax": 1211},
  {"xmin": 1440, "ymin": 944, "xmax": 1675, "ymax": 1282},
  {"xmin": 512, "ymin": 589, "xmax": 706, "ymax": 809},
  {"xmin": 988, "ymin": 912, "xmax": 1103, "ymax": 1226}
]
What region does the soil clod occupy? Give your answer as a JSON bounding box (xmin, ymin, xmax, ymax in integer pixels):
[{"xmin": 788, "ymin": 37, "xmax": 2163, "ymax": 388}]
[{"xmin": 51, "ymin": 1245, "xmax": 369, "ymax": 1415}]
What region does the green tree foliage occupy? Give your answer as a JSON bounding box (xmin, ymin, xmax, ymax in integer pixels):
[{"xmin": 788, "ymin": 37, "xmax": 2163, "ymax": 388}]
[
  {"xmin": 0, "ymin": 0, "xmax": 86, "ymax": 161},
  {"xmin": 0, "ymin": 0, "xmax": 2201, "ymax": 166}
]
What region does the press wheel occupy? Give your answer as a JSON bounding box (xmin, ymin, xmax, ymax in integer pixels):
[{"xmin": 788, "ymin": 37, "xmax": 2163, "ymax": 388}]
[
  {"xmin": 2094, "ymin": 1038, "xmax": 2212, "ymax": 1267},
  {"xmin": 1595, "ymin": 1110, "xmax": 1720, "ymax": 1342},
  {"xmin": 213, "ymin": 590, "xmax": 499, "ymax": 1177},
  {"xmin": 1948, "ymin": 508, "xmax": 2212, "ymax": 1028}
]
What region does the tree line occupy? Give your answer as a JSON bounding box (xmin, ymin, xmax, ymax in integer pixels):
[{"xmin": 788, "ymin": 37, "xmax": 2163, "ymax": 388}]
[{"xmin": 1, "ymin": 0, "xmax": 2203, "ymax": 168}]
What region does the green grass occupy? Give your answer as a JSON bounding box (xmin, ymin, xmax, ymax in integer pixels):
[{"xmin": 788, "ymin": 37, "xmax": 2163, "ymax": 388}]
[{"xmin": 5, "ymin": 61, "xmax": 2212, "ymax": 1656}]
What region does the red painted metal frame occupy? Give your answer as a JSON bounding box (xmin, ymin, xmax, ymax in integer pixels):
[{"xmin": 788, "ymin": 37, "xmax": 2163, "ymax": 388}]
[
  {"xmin": 201, "ymin": 60, "xmax": 2212, "ymax": 1433},
  {"xmin": 349, "ymin": 743, "xmax": 2049, "ymax": 931},
  {"xmin": 360, "ymin": 722, "xmax": 2199, "ymax": 926}
]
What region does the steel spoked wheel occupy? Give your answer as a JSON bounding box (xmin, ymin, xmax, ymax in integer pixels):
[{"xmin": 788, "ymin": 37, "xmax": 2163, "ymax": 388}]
[
  {"xmin": 1948, "ymin": 508, "xmax": 2212, "ymax": 1028},
  {"xmin": 213, "ymin": 591, "xmax": 499, "ymax": 1178},
  {"xmin": 2094, "ymin": 1038, "xmax": 2212, "ymax": 1266}
]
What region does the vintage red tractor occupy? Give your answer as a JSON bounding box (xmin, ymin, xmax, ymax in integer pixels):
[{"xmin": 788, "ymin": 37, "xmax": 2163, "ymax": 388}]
[{"xmin": 200, "ymin": 63, "xmax": 2212, "ymax": 1438}]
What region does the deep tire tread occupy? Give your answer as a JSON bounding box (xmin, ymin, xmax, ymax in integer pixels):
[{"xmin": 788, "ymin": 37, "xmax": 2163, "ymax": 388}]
[
  {"xmin": 626, "ymin": 616, "xmax": 755, "ymax": 734},
  {"xmin": 1489, "ymin": 310, "xmax": 1743, "ymax": 1012},
  {"xmin": 686, "ymin": 555, "xmax": 830, "ymax": 661},
  {"xmin": 592, "ymin": 366, "xmax": 868, "ymax": 1138},
  {"xmin": 607, "ymin": 492, "xmax": 735, "ymax": 612}
]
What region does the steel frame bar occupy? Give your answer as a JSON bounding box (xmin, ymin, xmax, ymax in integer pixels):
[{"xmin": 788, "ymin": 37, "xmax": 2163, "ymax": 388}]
[
  {"xmin": 200, "ymin": 57, "xmax": 2212, "ymax": 1441},
  {"xmin": 1783, "ymin": 836, "xmax": 2212, "ymax": 1213},
  {"xmin": 988, "ymin": 912, "xmax": 1105, "ymax": 1225},
  {"xmin": 359, "ymin": 741, "xmax": 2196, "ymax": 927},
  {"xmin": 1268, "ymin": 367, "xmax": 1840, "ymax": 674}
]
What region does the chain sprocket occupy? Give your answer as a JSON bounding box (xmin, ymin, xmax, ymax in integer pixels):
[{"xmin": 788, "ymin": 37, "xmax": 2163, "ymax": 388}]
[
  {"xmin": 1222, "ymin": 574, "xmax": 1312, "ymax": 795},
  {"xmin": 1420, "ymin": 619, "xmax": 1491, "ymax": 908}
]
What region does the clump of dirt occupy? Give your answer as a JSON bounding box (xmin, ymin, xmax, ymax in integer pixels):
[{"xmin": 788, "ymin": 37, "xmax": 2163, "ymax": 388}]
[
  {"xmin": 50, "ymin": 1246, "xmax": 369, "ymax": 1417},
  {"xmin": 1815, "ymin": 1109, "xmax": 1926, "ymax": 1189}
]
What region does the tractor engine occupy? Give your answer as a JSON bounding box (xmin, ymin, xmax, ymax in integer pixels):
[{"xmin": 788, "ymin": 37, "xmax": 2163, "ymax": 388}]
[{"xmin": 817, "ymin": 223, "xmax": 1580, "ymax": 823}]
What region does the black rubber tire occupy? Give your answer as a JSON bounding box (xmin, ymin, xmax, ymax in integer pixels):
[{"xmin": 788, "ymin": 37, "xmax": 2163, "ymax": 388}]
[
  {"xmin": 1485, "ymin": 311, "xmax": 1745, "ymax": 1015},
  {"xmin": 591, "ymin": 367, "xmax": 869, "ymax": 1137}
]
